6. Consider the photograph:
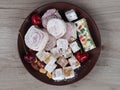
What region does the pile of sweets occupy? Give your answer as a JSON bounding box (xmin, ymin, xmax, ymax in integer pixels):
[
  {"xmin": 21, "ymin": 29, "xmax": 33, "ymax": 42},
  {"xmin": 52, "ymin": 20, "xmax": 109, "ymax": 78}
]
[{"xmin": 24, "ymin": 9, "xmax": 96, "ymax": 81}]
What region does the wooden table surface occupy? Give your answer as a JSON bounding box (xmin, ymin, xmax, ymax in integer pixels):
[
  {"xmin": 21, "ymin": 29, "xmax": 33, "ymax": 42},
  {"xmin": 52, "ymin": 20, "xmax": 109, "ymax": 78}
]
[{"xmin": 0, "ymin": 0, "xmax": 120, "ymax": 90}]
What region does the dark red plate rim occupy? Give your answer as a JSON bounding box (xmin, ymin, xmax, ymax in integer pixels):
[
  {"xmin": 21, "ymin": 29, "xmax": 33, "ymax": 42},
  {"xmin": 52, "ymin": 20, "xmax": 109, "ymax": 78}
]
[{"xmin": 17, "ymin": 2, "xmax": 101, "ymax": 85}]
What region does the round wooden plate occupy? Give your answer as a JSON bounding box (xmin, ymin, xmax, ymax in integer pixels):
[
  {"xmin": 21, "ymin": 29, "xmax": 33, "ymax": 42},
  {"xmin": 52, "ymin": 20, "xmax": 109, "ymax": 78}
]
[{"xmin": 18, "ymin": 2, "xmax": 101, "ymax": 85}]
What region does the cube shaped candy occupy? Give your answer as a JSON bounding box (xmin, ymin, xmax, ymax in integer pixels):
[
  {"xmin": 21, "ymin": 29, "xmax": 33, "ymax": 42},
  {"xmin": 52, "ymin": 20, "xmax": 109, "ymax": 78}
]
[
  {"xmin": 45, "ymin": 63, "xmax": 57, "ymax": 73},
  {"xmin": 57, "ymin": 39, "xmax": 69, "ymax": 50},
  {"xmin": 65, "ymin": 9, "xmax": 78, "ymax": 22},
  {"xmin": 62, "ymin": 48, "xmax": 73, "ymax": 58},
  {"xmin": 50, "ymin": 47, "xmax": 62, "ymax": 58},
  {"xmin": 63, "ymin": 66, "xmax": 75, "ymax": 79},
  {"xmin": 36, "ymin": 51, "xmax": 51, "ymax": 62},
  {"xmin": 45, "ymin": 55, "xmax": 57, "ymax": 65},
  {"xmin": 52, "ymin": 68, "xmax": 64, "ymax": 81},
  {"xmin": 70, "ymin": 41, "xmax": 81, "ymax": 53},
  {"xmin": 68, "ymin": 56, "xmax": 81, "ymax": 70},
  {"xmin": 57, "ymin": 56, "xmax": 68, "ymax": 68}
]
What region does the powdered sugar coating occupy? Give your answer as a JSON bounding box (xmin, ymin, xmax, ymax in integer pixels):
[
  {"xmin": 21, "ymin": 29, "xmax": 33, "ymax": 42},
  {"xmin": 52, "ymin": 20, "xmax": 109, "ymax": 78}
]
[{"xmin": 42, "ymin": 9, "xmax": 62, "ymax": 28}]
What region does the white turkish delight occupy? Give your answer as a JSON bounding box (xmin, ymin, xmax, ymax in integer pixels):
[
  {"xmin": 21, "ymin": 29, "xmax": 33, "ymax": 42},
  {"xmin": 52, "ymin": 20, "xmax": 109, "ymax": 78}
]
[
  {"xmin": 45, "ymin": 63, "xmax": 57, "ymax": 73},
  {"xmin": 57, "ymin": 39, "xmax": 69, "ymax": 50},
  {"xmin": 36, "ymin": 51, "xmax": 57, "ymax": 64},
  {"xmin": 68, "ymin": 56, "xmax": 81, "ymax": 70},
  {"xmin": 63, "ymin": 66, "xmax": 75, "ymax": 79},
  {"xmin": 47, "ymin": 18, "xmax": 66, "ymax": 39},
  {"xmin": 25, "ymin": 25, "xmax": 49, "ymax": 52},
  {"xmin": 70, "ymin": 41, "xmax": 81, "ymax": 53},
  {"xmin": 36, "ymin": 51, "xmax": 51, "ymax": 62},
  {"xmin": 52, "ymin": 68, "xmax": 64, "ymax": 81},
  {"xmin": 47, "ymin": 55, "xmax": 57, "ymax": 65},
  {"xmin": 74, "ymin": 18, "xmax": 96, "ymax": 52},
  {"xmin": 42, "ymin": 9, "xmax": 62, "ymax": 28},
  {"xmin": 65, "ymin": 9, "xmax": 78, "ymax": 22},
  {"xmin": 62, "ymin": 47, "xmax": 73, "ymax": 58},
  {"xmin": 63, "ymin": 22, "xmax": 77, "ymax": 43},
  {"xmin": 50, "ymin": 47, "xmax": 62, "ymax": 58}
]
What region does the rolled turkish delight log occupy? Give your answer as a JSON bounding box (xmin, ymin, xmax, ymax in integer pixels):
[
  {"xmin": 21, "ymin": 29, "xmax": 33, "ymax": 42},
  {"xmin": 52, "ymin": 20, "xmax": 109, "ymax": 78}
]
[
  {"xmin": 74, "ymin": 18, "xmax": 96, "ymax": 52},
  {"xmin": 47, "ymin": 18, "xmax": 66, "ymax": 39},
  {"xmin": 25, "ymin": 25, "xmax": 49, "ymax": 52},
  {"xmin": 63, "ymin": 22, "xmax": 77, "ymax": 42},
  {"xmin": 42, "ymin": 9, "xmax": 62, "ymax": 28}
]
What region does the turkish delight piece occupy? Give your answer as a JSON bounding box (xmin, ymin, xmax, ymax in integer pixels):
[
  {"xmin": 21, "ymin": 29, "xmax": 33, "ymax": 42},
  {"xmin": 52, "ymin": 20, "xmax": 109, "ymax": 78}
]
[
  {"xmin": 62, "ymin": 47, "xmax": 73, "ymax": 58},
  {"xmin": 70, "ymin": 41, "xmax": 81, "ymax": 53},
  {"xmin": 45, "ymin": 63, "xmax": 57, "ymax": 73},
  {"xmin": 65, "ymin": 9, "xmax": 78, "ymax": 22},
  {"xmin": 50, "ymin": 47, "xmax": 62, "ymax": 58},
  {"xmin": 42, "ymin": 9, "xmax": 62, "ymax": 28},
  {"xmin": 57, "ymin": 56, "xmax": 68, "ymax": 68},
  {"xmin": 57, "ymin": 39, "xmax": 69, "ymax": 50},
  {"xmin": 63, "ymin": 66, "xmax": 75, "ymax": 79},
  {"xmin": 47, "ymin": 18, "xmax": 66, "ymax": 39},
  {"xmin": 68, "ymin": 56, "xmax": 81, "ymax": 70},
  {"xmin": 63, "ymin": 22, "xmax": 77, "ymax": 43},
  {"xmin": 36, "ymin": 51, "xmax": 51, "ymax": 62},
  {"xmin": 25, "ymin": 25, "xmax": 49, "ymax": 52},
  {"xmin": 74, "ymin": 18, "xmax": 96, "ymax": 52},
  {"xmin": 45, "ymin": 34, "xmax": 56, "ymax": 51},
  {"xmin": 36, "ymin": 51, "xmax": 57, "ymax": 64},
  {"xmin": 52, "ymin": 68, "xmax": 64, "ymax": 81},
  {"xmin": 46, "ymin": 55, "xmax": 57, "ymax": 65}
]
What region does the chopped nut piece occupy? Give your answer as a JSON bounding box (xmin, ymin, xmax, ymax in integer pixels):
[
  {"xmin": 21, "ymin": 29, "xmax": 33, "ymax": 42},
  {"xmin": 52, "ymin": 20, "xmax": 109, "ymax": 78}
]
[
  {"xmin": 33, "ymin": 58, "xmax": 38, "ymax": 64},
  {"xmin": 39, "ymin": 68, "xmax": 47, "ymax": 74},
  {"xmin": 47, "ymin": 72, "xmax": 52, "ymax": 79},
  {"xmin": 65, "ymin": 9, "xmax": 78, "ymax": 22}
]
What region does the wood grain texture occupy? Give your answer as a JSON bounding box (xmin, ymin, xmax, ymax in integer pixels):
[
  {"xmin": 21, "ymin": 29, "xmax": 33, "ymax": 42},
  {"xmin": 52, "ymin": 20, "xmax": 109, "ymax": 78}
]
[{"xmin": 0, "ymin": 0, "xmax": 120, "ymax": 90}]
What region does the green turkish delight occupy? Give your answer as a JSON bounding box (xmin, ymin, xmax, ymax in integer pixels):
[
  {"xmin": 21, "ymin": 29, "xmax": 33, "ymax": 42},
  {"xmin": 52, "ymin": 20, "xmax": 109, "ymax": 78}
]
[{"xmin": 74, "ymin": 18, "xmax": 96, "ymax": 52}]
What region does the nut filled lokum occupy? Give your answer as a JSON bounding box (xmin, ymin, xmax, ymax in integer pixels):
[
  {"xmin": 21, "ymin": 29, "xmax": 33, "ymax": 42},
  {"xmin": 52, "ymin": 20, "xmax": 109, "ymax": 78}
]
[{"xmin": 75, "ymin": 18, "xmax": 96, "ymax": 52}]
